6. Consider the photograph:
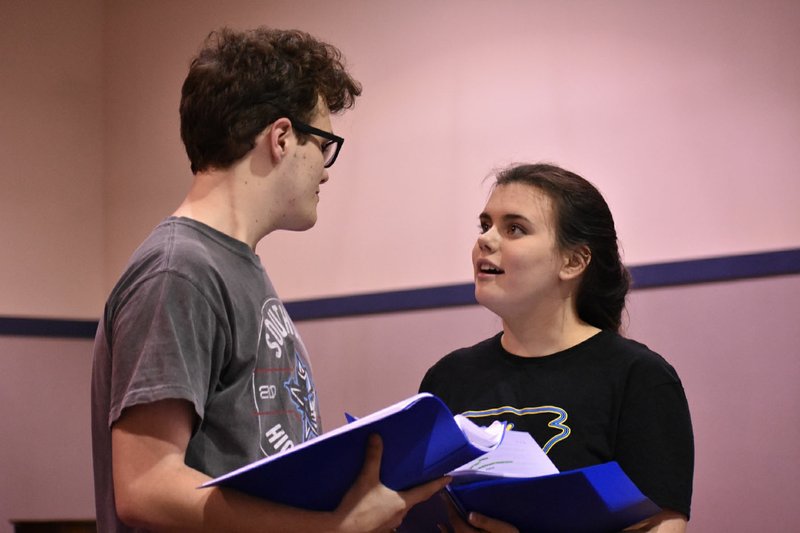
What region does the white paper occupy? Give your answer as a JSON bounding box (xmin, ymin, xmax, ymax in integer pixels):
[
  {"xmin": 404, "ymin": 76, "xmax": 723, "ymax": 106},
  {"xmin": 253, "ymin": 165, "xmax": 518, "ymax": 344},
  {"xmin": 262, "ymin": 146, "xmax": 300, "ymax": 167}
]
[{"xmin": 449, "ymin": 429, "xmax": 559, "ymax": 483}]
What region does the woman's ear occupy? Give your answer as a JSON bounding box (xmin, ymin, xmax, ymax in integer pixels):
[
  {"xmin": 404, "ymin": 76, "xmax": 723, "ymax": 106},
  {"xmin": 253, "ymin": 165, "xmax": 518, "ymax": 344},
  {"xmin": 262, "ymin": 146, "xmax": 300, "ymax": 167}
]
[{"xmin": 560, "ymin": 245, "xmax": 591, "ymax": 281}]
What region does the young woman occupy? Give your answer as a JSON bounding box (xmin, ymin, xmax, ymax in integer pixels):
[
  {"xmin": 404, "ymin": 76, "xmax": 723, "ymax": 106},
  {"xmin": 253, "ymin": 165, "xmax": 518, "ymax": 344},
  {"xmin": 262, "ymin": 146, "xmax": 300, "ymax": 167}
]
[{"xmin": 420, "ymin": 163, "xmax": 694, "ymax": 532}]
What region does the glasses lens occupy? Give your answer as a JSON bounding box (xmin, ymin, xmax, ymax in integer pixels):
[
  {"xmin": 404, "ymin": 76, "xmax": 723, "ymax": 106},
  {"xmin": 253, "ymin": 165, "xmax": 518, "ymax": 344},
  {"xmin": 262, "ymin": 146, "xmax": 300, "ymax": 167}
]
[
  {"xmin": 321, "ymin": 141, "xmax": 332, "ymax": 163},
  {"xmin": 321, "ymin": 140, "xmax": 337, "ymax": 167}
]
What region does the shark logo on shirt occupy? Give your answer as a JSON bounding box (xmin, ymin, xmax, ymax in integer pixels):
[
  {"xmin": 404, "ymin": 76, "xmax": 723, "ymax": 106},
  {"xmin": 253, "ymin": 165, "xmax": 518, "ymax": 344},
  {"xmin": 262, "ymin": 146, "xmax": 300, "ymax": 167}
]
[{"xmin": 284, "ymin": 354, "xmax": 319, "ymax": 440}]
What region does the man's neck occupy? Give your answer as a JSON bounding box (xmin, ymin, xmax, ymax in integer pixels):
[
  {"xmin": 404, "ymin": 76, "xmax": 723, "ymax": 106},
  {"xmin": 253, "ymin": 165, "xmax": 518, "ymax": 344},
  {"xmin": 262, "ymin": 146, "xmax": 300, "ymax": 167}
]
[{"xmin": 173, "ymin": 164, "xmax": 276, "ymax": 249}]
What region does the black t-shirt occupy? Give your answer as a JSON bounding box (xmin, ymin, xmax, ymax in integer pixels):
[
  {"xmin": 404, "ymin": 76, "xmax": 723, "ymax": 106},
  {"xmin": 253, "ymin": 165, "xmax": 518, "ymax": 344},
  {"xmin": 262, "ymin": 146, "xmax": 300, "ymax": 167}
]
[{"xmin": 419, "ymin": 330, "xmax": 693, "ymax": 518}]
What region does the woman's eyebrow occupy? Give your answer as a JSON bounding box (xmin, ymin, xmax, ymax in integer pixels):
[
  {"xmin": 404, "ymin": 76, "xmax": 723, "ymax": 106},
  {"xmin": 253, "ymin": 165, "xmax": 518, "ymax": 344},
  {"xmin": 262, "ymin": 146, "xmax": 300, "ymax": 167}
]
[
  {"xmin": 478, "ymin": 213, "xmax": 531, "ymax": 223},
  {"xmin": 501, "ymin": 213, "xmax": 531, "ymax": 223}
]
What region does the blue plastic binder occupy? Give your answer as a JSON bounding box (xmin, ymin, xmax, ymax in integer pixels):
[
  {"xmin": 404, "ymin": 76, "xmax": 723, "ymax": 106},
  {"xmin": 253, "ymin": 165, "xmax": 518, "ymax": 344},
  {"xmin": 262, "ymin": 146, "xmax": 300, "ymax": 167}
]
[
  {"xmin": 202, "ymin": 393, "xmax": 499, "ymax": 511},
  {"xmin": 203, "ymin": 393, "xmax": 660, "ymax": 532},
  {"xmin": 446, "ymin": 461, "xmax": 661, "ymax": 533}
]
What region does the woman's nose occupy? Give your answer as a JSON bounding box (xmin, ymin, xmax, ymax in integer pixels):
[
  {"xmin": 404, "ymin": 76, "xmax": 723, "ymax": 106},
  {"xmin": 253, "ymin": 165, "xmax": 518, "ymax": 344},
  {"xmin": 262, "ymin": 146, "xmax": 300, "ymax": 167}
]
[{"xmin": 477, "ymin": 227, "xmax": 498, "ymax": 252}]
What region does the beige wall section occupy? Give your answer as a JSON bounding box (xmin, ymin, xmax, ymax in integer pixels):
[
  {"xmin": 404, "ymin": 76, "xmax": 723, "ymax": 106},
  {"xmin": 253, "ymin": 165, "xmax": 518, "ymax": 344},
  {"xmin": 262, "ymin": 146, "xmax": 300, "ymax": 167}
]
[{"xmin": 0, "ymin": 0, "xmax": 105, "ymax": 319}]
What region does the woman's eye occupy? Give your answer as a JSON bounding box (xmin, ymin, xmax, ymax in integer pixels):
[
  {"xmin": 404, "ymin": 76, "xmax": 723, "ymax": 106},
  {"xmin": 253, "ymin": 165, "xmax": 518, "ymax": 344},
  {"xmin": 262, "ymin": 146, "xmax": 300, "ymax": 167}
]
[
  {"xmin": 508, "ymin": 224, "xmax": 525, "ymax": 236},
  {"xmin": 478, "ymin": 222, "xmax": 489, "ymax": 234}
]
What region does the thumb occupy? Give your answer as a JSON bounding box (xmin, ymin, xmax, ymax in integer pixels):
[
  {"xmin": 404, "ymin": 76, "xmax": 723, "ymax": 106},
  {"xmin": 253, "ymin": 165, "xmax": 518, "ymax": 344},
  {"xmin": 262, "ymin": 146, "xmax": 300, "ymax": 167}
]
[{"xmin": 358, "ymin": 433, "xmax": 384, "ymax": 483}]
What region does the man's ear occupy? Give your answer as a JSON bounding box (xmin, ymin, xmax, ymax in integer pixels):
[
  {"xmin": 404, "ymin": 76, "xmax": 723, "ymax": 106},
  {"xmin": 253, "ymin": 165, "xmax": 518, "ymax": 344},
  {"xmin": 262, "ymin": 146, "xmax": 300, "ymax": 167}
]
[
  {"xmin": 264, "ymin": 117, "xmax": 292, "ymax": 165},
  {"xmin": 560, "ymin": 245, "xmax": 591, "ymax": 281}
]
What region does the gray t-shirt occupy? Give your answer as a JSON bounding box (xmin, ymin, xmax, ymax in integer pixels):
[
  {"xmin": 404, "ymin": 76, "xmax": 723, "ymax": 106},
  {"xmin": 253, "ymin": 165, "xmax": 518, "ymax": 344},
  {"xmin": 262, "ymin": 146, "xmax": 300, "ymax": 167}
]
[{"xmin": 91, "ymin": 217, "xmax": 321, "ymax": 532}]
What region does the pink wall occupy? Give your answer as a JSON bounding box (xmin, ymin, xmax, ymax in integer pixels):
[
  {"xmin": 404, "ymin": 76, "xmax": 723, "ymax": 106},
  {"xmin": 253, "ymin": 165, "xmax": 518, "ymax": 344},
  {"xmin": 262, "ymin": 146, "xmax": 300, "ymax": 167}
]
[
  {"xmin": 3, "ymin": 0, "xmax": 798, "ymax": 317},
  {"xmin": 0, "ymin": 0, "xmax": 105, "ymax": 319},
  {"xmin": 1, "ymin": 1, "xmax": 799, "ymax": 531},
  {"xmin": 625, "ymin": 275, "xmax": 800, "ymax": 531},
  {"xmin": 100, "ymin": 0, "xmax": 800, "ymax": 303},
  {"xmin": 0, "ymin": 337, "xmax": 95, "ymax": 529}
]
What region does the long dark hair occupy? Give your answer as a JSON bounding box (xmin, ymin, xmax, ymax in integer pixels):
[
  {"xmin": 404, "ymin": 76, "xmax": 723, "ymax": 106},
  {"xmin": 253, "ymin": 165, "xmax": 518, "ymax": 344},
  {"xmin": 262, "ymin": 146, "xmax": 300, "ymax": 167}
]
[{"xmin": 494, "ymin": 163, "xmax": 630, "ymax": 332}]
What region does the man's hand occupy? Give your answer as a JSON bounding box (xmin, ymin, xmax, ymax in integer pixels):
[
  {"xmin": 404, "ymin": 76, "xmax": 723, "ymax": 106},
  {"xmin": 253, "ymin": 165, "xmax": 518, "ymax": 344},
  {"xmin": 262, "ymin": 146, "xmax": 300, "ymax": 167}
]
[{"xmin": 333, "ymin": 434, "xmax": 451, "ymax": 532}]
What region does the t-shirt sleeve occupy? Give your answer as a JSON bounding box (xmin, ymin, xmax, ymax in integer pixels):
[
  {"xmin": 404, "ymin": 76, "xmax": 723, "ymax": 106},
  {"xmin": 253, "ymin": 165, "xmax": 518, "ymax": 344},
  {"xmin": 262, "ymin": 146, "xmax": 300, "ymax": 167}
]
[
  {"xmin": 419, "ymin": 357, "xmax": 455, "ymax": 404},
  {"xmin": 615, "ymin": 356, "xmax": 695, "ymax": 518},
  {"xmin": 419, "ymin": 364, "xmax": 439, "ymax": 394},
  {"xmin": 107, "ymin": 271, "xmax": 225, "ymax": 428}
]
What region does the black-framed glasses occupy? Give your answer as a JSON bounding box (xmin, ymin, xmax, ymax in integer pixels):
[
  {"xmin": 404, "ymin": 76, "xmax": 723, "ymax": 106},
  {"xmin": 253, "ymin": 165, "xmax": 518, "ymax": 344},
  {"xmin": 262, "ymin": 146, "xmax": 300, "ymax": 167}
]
[{"xmin": 290, "ymin": 119, "xmax": 344, "ymax": 168}]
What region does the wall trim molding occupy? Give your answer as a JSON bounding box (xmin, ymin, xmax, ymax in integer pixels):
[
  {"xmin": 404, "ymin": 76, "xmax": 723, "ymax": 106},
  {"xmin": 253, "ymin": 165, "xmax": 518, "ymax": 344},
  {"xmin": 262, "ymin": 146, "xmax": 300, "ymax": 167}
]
[
  {"xmin": 2, "ymin": 248, "xmax": 798, "ymax": 338},
  {"xmin": 0, "ymin": 317, "xmax": 98, "ymax": 339}
]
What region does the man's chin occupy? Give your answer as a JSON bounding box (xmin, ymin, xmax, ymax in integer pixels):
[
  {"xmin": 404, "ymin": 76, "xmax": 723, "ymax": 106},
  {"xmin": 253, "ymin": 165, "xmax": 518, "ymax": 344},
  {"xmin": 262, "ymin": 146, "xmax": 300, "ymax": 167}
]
[{"xmin": 286, "ymin": 215, "xmax": 318, "ymax": 232}]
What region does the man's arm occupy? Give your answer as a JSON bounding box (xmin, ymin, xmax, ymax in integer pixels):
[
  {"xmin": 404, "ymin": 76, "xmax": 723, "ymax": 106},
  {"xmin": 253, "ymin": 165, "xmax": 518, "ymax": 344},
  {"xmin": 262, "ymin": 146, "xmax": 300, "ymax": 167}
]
[{"xmin": 112, "ymin": 398, "xmax": 448, "ymax": 532}]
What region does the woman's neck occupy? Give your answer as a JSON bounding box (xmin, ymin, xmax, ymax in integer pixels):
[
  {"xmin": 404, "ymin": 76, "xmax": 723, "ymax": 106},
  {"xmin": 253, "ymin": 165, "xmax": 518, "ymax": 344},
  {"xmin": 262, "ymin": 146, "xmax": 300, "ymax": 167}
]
[{"xmin": 500, "ymin": 310, "xmax": 601, "ymax": 358}]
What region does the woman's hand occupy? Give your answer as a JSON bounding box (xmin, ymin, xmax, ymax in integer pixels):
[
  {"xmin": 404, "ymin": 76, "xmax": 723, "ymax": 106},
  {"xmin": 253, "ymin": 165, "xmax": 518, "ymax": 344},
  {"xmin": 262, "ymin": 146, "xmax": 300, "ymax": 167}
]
[{"xmin": 440, "ymin": 492, "xmax": 519, "ymax": 533}]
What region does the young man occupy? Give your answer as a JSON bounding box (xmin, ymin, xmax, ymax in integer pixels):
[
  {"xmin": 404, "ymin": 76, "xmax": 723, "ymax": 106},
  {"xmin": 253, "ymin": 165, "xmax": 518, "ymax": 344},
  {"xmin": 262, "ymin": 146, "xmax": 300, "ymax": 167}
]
[{"xmin": 91, "ymin": 27, "xmax": 448, "ymax": 532}]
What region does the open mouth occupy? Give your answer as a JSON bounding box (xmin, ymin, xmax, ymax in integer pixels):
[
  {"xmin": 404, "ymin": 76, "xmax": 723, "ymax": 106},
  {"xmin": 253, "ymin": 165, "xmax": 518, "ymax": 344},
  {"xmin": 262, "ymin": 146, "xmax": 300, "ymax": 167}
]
[{"xmin": 477, "ymin": 261, "xmax": 504, "ymax": 275}]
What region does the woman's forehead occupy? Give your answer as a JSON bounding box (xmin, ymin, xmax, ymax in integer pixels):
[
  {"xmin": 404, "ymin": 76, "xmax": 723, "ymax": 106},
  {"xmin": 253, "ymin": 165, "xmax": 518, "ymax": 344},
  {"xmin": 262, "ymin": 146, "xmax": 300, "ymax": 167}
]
[{"xmin": 486, "ymin": 183, "xmax": 552, "ymax": 212}]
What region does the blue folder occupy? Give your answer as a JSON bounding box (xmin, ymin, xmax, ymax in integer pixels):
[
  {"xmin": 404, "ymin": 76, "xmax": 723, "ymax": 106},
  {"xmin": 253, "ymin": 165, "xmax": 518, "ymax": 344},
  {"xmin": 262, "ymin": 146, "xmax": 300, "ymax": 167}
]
[
  {"xmin": 446, "ymin": 461, "xmax": 661, "ymax": 533},
  {"xmin": 202, "ymin": 393, "xmax": 496, "ymax": 511},
  {"xmin": 204, "ymin": 393, "xmax": 660, "ymax": 532}
]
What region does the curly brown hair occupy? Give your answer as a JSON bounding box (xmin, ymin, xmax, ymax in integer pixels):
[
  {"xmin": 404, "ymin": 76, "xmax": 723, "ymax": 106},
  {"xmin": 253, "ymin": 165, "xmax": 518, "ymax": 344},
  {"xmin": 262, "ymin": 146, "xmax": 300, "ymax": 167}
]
[{"xmin": 179, "ymin": 27, "xmax": 362, "ymax": 174}]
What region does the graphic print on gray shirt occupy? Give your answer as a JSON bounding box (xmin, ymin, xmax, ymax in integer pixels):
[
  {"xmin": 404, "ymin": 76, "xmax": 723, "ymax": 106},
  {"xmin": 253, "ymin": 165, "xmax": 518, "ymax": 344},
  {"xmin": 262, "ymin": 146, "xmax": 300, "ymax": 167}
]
[{"xmin": 254, "ymin": 297, "xmax": 319, "ymax": 456}]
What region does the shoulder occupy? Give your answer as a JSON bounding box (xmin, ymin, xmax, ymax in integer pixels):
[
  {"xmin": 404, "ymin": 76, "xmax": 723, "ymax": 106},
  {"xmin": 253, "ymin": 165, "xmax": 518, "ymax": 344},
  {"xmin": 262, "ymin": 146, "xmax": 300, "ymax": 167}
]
[
  {"xmin": 113, "ymin": 218, "xmax": 260, "ymax": 294},
  {"xmin": 144, "ymin": 217, "xmax": 259, "ymax": 271},
  {"xmin": 102, "ymin": 221, "xmax": 222, "ymax": 321},
  {"xmin": 433, "ymin": 333, "xmax": 503, "ymax": 368},
  {"xmin": 598, "ymin": 331, "xmax": 677, "ymax": 376},
  {"xmin": 420, "ymin": 333, "xmax": 503, "ymax": 389},
  {"xmin": 118, "ymin": 218, "xmax": 209, "ymax": 279},
  {"xmin": 592, "ymin": 331, "xmax": 682, "ymax": 384}
]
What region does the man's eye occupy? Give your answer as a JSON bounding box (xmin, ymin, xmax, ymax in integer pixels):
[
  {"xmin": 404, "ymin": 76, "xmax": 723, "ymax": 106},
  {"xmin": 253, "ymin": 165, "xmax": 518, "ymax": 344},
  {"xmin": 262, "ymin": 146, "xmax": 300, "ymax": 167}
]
[{"xmin": 320, "ymin": 140, "xmax": 335, "ymax": 154}]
